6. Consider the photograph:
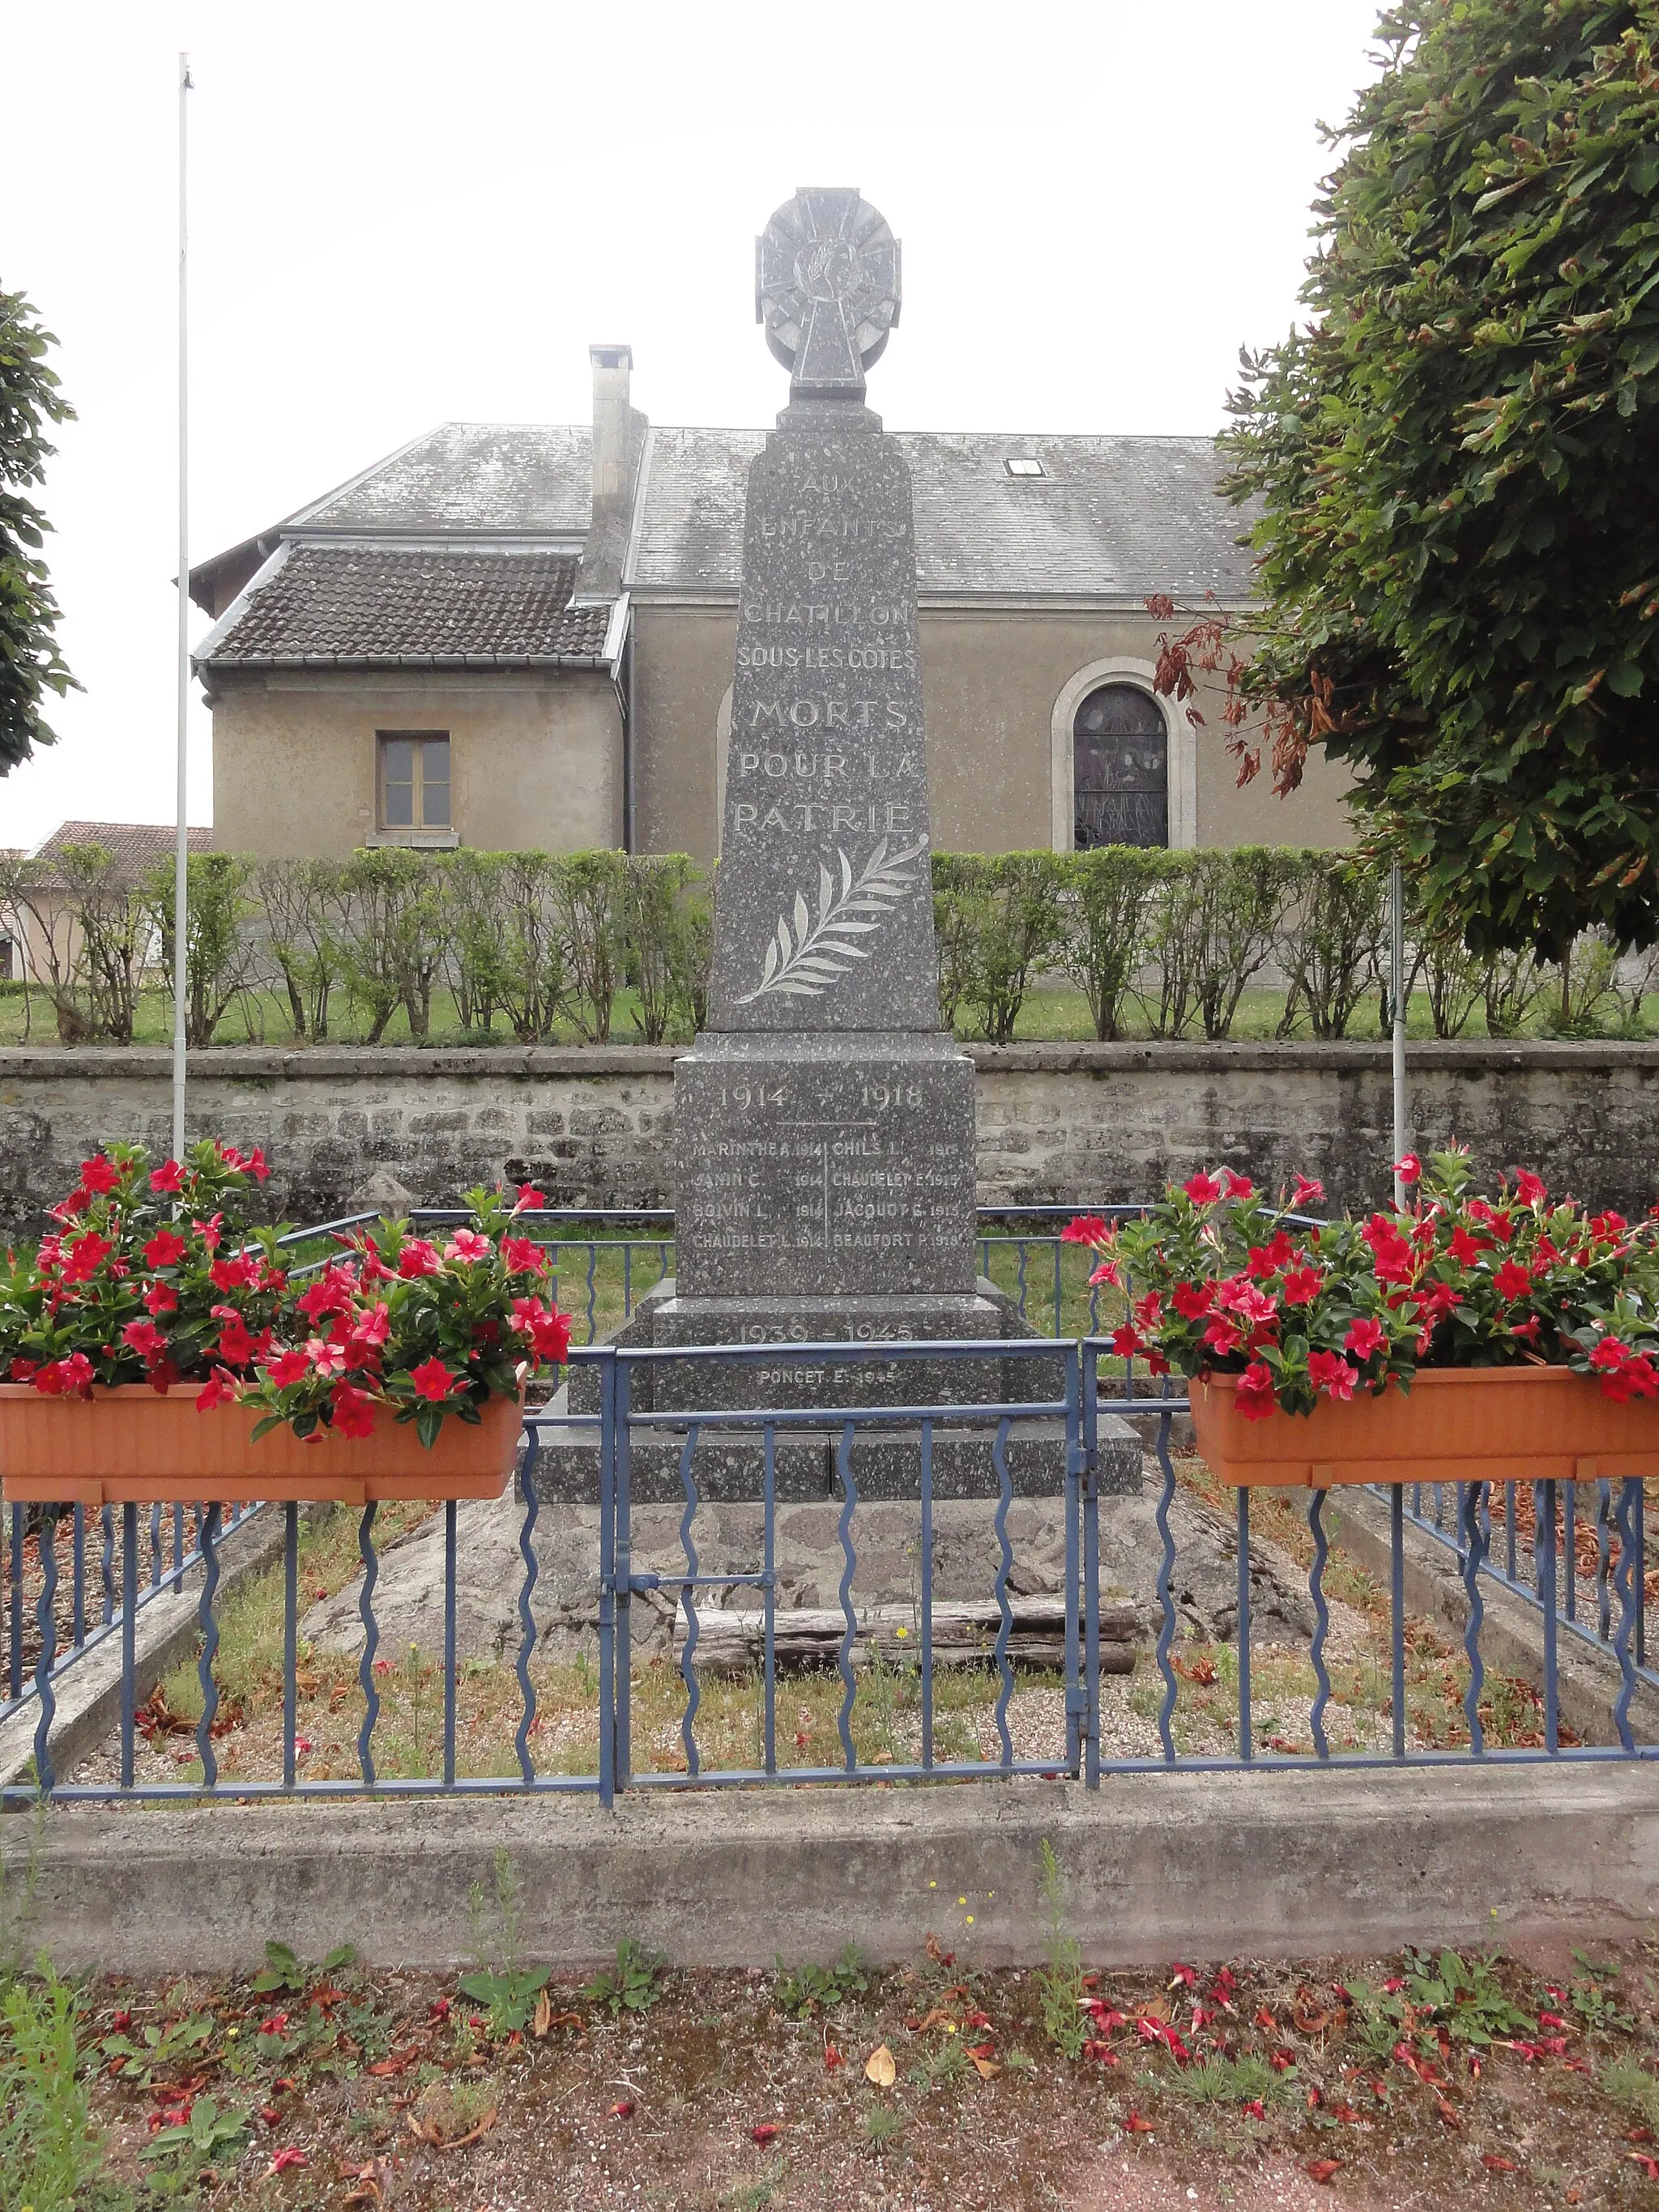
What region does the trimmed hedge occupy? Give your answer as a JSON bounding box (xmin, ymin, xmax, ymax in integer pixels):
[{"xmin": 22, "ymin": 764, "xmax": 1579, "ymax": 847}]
[{"xmin": 0, "ymin": 842, "xmax": 1623, "ymax": 1047}]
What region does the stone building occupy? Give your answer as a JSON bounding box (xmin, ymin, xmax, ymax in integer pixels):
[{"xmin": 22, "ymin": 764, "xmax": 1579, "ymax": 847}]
[{"xmin": 189, "ymin": 346, "xmax": 1354, "ymax": 863}]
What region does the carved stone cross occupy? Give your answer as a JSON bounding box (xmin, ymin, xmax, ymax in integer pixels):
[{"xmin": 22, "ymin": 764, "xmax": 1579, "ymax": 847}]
[{"xmin": 756, "ymin": 187, "xmax": 902, "ymax": 402}]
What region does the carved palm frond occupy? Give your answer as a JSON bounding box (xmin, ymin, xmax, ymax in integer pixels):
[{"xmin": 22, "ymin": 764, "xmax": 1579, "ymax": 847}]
[{"xmin": 736, "ymin": 836, "xmax": 928, "ymax": 1004}]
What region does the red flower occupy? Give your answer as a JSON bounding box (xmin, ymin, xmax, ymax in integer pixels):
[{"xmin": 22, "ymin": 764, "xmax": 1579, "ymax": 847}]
[
  {"xmin": 143, "ymin": 1228, "xmax": 188, "ymax": 1269},
  {"xmin": 212, "ymin": 1309, "xmax": 257, "ymax": 1367},
  {"xmin": 1393, "ymin": 1153, "xmax": 1422, "ymax": 1185},
  {"xmin": 1221, "ymin": 1170, "xmax": 1255, "ymax": 1200},
  {"xmin": 1282, "ymin": 1264, "xmax": 1323, "ymax": 1306},
  {"xmin": 349, "ymin": 1302, "xmax": 391, "ymax": 1349},
  {"xmin": 1291, "ymin": 1174, "xmax": 1324, "ymax": 1208},
  {"xmin": 1246, "ymin": 1234, "xmax": 1294, "ymax": 1280},
  {"xmin": 444, "ymin": 1229, "xmax": 493, "ymax": 1264},
  {"xmin": 1171, "ymin": 1281, "xmax": 1213, "ymax": 1320},
  {"xmin": 500, "ymin": 1236, "xmax": 548, "ymax": 1276},
  {"xmin": 1590, "ymin": 1210, "xmax": 1628, "ymax": 1239},
  {"xmin": 1183, "ymin": 1173, "xmax": 1222, "ymax": 1205},
  {"xmin": 209, "ymin": 1253, "xmax": 259, "ymax": 1293},
  {"xmin": 9, "ymin": 1357, "xmax": 39, "ymax": 1383},
  {"xmin": 60, "ymin": 1230, "xmax": 113, "ymax": 1285},
  {"xmin": 1202, "ymin": 1315, "xmax": 1243, "ymax": 1355},
  {"xmin": 1360, "ymin": 1214, "xmax": 1413, "ymax": 1284},
  {"xmin": 244, "ymin": 1147, "xmax": 271, "ymax": 1182},
  {"xmin": 264, "ymin": 1349, "xmax": 310, "ymax": 1388},
  {"xmin": 1445, "ymin": 1226, "xmax": 1486, "ymax": 1268},
  {"xmin": 397, "ymin": 1239, "xmax": 442, "ymax": 1280},
  {"xmin": 34, "ymin": 1353, "xmax": 95, "ymax": 1398},
  {"xmin": 148, "ymin": 1157, "xmax": 186, "ymax": 1195},
  {"xmin": 1062, "ymin": 1213, "xmax": 1111, "ymax": 1247},
  {"xmin": 308, "ymin": 1337, "xmax": 348, "ymax": 1379},
  {"xmin": 409, "ymin": 1357, "xmax": 456, "ymax": 1402},
  {"xmin": 1492, "ymin": 1259, "xmax": 1532, "ymax": 1302},
  {"xmin": 330, "ymin": 1383, "xmax": 377, "ymax": 1438},
  {"xmin": 514, "ymin": 1183, "xmax": 546, "ymax": 1211},
  {"xmin": 143, "ymin": 1280, "xmax": 179, "ymax": 1317},
  {"xmin": 1234, "ymin": 1362, "xmax": 1277, "ymax": 1421},
  {"xmin": 1090, "ymin": 1257, "xmax": 1124, "ymax": 1288},
  {"xmin": 1512, "ymin": 1168, "xmax": 1546, "ymax": 1206},
  {"xmin": 194, "ymin": 1211, "xmax": 224, "ymax": 1252},
  {"xmin": 296, "ymin": 1266, "xmax": 357, "ymax": 1319},
  {"xmin": 121, "ymin": 1319, "xmax": 167, "ymax": 1361},
  {"xmin": 1307, "ymin": 1349, "xmax": 1358, "ymax": 1403},
  {"xmin": 79, "ymin": 1153, "xmax": 121, "ymax": 1195},
  {"xmin": 1109, "ymin": 1323, "xmax": 1145, "ymax": 1360},
  {"xmin": 1344, "ymin": 1317, "xmax": 1385, "ymax": 1361},
  {"xmin": 195, "ymin": 1367, "xmax": 241, "ymax": 1412}
]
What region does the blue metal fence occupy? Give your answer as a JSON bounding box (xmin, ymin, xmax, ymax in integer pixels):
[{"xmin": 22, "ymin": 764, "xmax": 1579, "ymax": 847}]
[{"xmin": 2, "ymin": 1209, "xmax": 1653, "ymax": 1807}]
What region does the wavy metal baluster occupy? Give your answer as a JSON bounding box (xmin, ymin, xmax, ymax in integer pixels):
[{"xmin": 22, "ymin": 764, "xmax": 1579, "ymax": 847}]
[
  {"xmin": 1051, "ymin": 1240, "xmax": 1063, "ymax": 1336},
  {"xmin": 100, "ymin": 1505, "xmax": 114, "ymax": 1628},
  {"xmin": 835, "ymin": 1422, "xmax": 858, "ymax": 1773},
  {"xmin": 149, "ymin": 1502, "xmax": 163, "ymax": 1590},
  {"xmin": 584, "ymin": 1242, "xmax": 599, "ymax": 1346},
  {"xmin": 194, "ymin": 1505, "xmax": 223, "ymax": 1790},
  {"xmin": 992, "ymin": 1417, "xmax": 1015, "ymax": 1775},
  {"xmin": 356, "ymin": 1503, "xmax": 380, "ymax": 1786},
  {"xmin": 1597, "ymin": 1477, "xmax": 1613, "ymax": 1643},
  {"xmin": 70, "ymin": 1507, "xmax": 85, "ymax": 1652},
  {"xmin": 677, "ymin": 1423, "xmax": 702, "ymax": 1779},
  {"xmin": 623, "ymin": 1242, "xmax": 633, "ymax": 1321},
  {"xmin": 1154, "ymin": 1441, "xmax": 1178, "ymax": 1762},
  {"xmin": 282, "ymin": 1503, "xmax": 299, "ymax": 1792},
  {"xmin": 1536, "ymin": 1480, "xmax": 1559, "ymax": 1754},
  {"xmin": 514, "ymin": 1432, "xmax": 543, "ymax": 1784},
  {"xmin": 32, "ymin": 1515, "xmax": 58, "ymax": 1796},
  {"xmin": 1613, "ymin": 1478, "xmax": 1640, "ymax": 1753},
  {"xmin": 1308, "ymin": 1489, "xmax": 1331, "ymax": 1760},
  {"xmin": 8, "ymin": 1508, "xmax": 22, "ymax": 1701},
  {"xmin": 1565, "ymin": 1480, "xmax": 1578, "ymax": 1622},
  {"xmin": 1237, "ymin": 1488, "xmax": 1253, "ymax": 1762},
  {"xmin": 1461, "ymin": 1482, "xmax": 1487, "ymax": 1755},
  {"xmin": 442, "ymin": 1501, "xmax": 458, "ymax": 1788}
]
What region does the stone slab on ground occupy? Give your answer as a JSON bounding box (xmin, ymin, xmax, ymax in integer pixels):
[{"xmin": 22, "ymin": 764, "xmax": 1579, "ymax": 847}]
[{"xmin": 20, "ymin": 1762, "xmax": 1659, "ymax": 1975}]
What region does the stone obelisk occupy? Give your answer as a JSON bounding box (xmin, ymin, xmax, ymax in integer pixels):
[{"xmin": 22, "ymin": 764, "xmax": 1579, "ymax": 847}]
[{"xmin": 665, "ymin": 188, "xmax": 989, "ymax": 1380}]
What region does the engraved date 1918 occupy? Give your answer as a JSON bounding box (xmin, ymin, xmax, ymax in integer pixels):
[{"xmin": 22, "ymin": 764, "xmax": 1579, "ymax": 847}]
[{"xmin": 861, "ymin": 1082, "xmax": 921, "ymax": 1110}]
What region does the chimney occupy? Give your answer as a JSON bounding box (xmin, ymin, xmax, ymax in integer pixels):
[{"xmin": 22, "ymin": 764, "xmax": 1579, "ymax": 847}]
[
  {"xmin": 590, "ymin": 343, "xmax": 634, "ymax": 514},
  {"xmin": 574, "ymin": 344, "xmax": 645, "ymax": 600}
]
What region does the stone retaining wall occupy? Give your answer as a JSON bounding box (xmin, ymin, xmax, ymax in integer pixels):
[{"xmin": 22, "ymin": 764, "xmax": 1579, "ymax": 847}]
[{"xmin": 1, "ymin": 1040, "xmax": 1656, "ymax": 1235}]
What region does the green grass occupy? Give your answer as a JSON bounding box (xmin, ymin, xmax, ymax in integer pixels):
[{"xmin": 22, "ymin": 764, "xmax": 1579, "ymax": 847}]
[{"xmin": 0, "ymin": 1967, "xmax": 125, "ymax": 2212}]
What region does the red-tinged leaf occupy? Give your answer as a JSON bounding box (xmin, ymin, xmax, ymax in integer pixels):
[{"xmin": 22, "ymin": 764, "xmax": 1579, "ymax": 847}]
[
  {"xmin": 1630, "ymin": 2126, "xmax": 1657, "ymax": 2146},
  {"xmin": 267, "ymin": 2148, "xmax": 309, "ymax": 2175},
  {"xmin": 273, "ymin": 2076, "xmax": 297, "ymax": 2092},
  {"xmin": 1537, "ymin": 2010, "xmax": 1567, "ymax": 2030},
  {"xmin": 1255, "ymin": 2006, "xmax": 1277, "ymax": 2031},
  {"xmin": 750, "ymin": 2123, "xmax": 782, "ymax": 2145},
  {"xmin": 1328, "ymin": 2102, "xmax": 1361, "ymax": 2123},
  {"xmin": 1081, "ymin": 2039, "xmax": 1120, "ymax": 2065},
  {"xmin": 966, "ymin": 2041, "xmax": 996, "ymax": 2061},
  {"xmin": 824, "ymin": 2044, "xmax": 843, "ymax": 2069},
  {"xmin": 1482, "ymin": 2154, "xmax": 1520, "ymax": 2173},
  {"xmin": 428, "ymin": 1998, "xmax": 450, "ymax": 2021},
  {"xmin": 259, "ymin": 2106, "xmax": 282, "ymax": 2128},
  {"xmin": 1434, "ymin": 2092, "xmax": 1461, "ymax": 2129},
  {"xmin": 1243, "ymin": 2098, "xmax": 1266, "ymax": 2120},
  {"xmin": 1307, "ymin": 2159, "xmax": 1342, "ymax": 2185},
  {"xmin": 1271, "ymin": 2048, "xmax": 1297, "ymax": 2072},
  {"xmin": 1631, "ymin": 2154, "xmax": 1659, "ymax": 2180},
  {"xmin": 609, "ymin": 2100, "xmax": 634, "ymax": 2120},
  {"xmin": 965, "ymin": 2010, "xmax": 992, "ymax": 2030},
  {"xmin": 1168, "ymin": 1963, "xmax": 1197, "ymax": 1988},
  {"xmin": 1124, "ymin": 2111, "xmax": 1155, "ymax": 2133}
]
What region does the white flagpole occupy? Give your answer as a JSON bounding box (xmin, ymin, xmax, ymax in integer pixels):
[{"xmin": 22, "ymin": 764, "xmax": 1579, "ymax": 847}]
[
  {"xmin": 172, "ymin": 53, "xmax": 193, "ymax": 1162},
  {"xmin": 1391, "ymin": 861, "xmax": 1408, "ymax": 1208}
]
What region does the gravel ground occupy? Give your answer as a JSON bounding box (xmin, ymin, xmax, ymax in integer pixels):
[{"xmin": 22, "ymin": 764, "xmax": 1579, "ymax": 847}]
[{"xmin": 45, "ymin": 1941, "xmax": 1659, "ymax": 2210}]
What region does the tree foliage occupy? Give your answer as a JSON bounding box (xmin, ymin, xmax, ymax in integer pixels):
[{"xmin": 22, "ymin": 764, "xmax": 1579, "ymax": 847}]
[
  {"xmin": 0, "ymin": 288, "xmax": 76, "ymax": 773},
  {"xmin": 1222, "ymin": 2, "xmax": 1659, "ymax": 956}
]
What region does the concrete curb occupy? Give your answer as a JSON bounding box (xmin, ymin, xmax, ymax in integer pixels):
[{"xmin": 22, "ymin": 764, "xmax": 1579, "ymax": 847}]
[{"xmin": 17, "ymin": 1763, "xmax": 1659, "ymax": 1975}]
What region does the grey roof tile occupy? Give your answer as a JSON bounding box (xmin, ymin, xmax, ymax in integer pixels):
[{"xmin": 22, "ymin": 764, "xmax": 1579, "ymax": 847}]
[
  {"xmin": 629, "ymin": 428, "xmax": 1254, "ymax": 599},
  {"xmin": 28, "ymin": 823, "xmax": 213, "ymax": 876},
  {"xmin": 203, "ymin": 547, "xmax": 612, "ymax": 667},
  {"xmin": 295, "ymin": 424, "xmax": 593, "ymax": 535}
]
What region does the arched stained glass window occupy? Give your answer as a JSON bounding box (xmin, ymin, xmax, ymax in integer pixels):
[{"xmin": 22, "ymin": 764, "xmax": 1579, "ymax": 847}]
[{"xmin": 1073, "ymin": 684, "xmax": 1168, "ymax": 849}]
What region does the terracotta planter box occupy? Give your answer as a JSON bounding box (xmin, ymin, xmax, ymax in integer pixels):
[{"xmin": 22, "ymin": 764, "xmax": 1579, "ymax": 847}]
[
  {"xmin": 0, "ymin": 1381, "xmax": 525, "ymax": 1507},
  {"xmin": 1189, "ymin": 1365, "xmax": 1659, "ymax": 1490}
]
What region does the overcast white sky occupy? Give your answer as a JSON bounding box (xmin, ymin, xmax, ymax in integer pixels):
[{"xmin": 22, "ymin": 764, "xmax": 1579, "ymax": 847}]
[{"xmin": 3, "ymin": 0, "xmax": 1386, "ymax": 849}]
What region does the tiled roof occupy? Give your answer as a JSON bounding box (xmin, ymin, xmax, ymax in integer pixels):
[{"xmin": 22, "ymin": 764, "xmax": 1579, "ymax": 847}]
[
  {"xmin": 202, "ymin": 547, "xmax": 614, "ymax": 667},
  {"xmin": 293, "ymin": 424, "xmax": 594, "ymax": 535},
  {"xmin": 629, "ymin": 428, "xmax": 1255, "ymax": 600},
  {"xmin": 28, "ymin": 823, "xmax": 213, "ymax": 876}
]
